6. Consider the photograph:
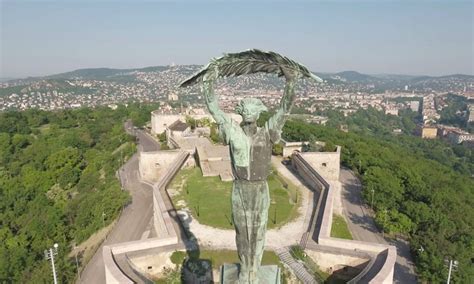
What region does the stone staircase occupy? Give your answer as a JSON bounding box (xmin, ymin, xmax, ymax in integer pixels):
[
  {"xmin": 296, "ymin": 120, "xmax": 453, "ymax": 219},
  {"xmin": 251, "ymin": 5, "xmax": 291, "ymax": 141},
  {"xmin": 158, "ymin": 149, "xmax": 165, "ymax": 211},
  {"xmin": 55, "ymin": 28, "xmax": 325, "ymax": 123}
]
[{"xmin": 276, "ymin": 247, "xmax": 318, "ymax": 284}]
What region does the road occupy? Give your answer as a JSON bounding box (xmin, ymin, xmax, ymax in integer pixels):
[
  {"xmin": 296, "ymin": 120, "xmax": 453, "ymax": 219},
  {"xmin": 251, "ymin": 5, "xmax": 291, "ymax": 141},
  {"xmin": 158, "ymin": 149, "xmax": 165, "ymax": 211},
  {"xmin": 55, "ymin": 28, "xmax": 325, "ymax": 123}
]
[
  {"xmin": 125, "ymin": 120, "xmax": 160, "ymax": 152},
  {"xmin": 339, "ymin": 168, "xmax": 418, "ymax": 284},
  {"xmin": 78, "ymin": 123, "xmax": 159, "ymax": 284}
]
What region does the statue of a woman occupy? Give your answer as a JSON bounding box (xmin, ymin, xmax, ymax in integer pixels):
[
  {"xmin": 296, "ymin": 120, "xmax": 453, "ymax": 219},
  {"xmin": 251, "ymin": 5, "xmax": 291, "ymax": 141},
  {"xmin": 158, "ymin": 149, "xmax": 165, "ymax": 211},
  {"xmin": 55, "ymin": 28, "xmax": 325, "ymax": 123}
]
[{"xmin": 180, "ymin": 49, "xmax": 322, "ymax": 283}]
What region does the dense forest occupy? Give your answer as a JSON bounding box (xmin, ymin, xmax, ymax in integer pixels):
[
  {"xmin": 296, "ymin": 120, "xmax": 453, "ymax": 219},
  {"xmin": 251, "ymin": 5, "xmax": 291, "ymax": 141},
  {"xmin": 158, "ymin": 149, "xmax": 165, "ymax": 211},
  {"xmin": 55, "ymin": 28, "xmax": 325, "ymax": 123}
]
[
  {"xmin": 0, "ymin": 103, "xmax": 157, "ymax": 282},
  {"xmin": 279, "ymin": 111, "xmax": 473, "ymax": 282}
]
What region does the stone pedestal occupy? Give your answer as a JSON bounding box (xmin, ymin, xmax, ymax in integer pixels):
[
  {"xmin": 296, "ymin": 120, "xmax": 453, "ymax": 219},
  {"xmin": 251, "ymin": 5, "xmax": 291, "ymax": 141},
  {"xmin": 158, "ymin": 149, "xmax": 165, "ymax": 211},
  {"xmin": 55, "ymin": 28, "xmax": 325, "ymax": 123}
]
[{"xmin": 220, "ymin": 263, "xmax": 280, "ymax": 284}]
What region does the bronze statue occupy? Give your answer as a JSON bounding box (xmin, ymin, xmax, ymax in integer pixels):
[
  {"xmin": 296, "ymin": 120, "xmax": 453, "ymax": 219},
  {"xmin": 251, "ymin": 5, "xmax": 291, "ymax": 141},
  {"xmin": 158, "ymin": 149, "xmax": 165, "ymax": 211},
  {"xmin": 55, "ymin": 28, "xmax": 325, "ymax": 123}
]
[{"xmin": 181, "ymin": 49, "xmax": 322, "ymax": 283}]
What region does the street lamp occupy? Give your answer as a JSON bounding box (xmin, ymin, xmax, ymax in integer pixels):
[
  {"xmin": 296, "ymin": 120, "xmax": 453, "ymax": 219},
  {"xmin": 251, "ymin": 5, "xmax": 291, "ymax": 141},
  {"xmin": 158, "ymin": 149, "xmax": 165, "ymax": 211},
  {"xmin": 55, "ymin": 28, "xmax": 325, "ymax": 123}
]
[
  {"xmin": 381, "ymin": 209, "xmax": 388, "ymax": 238},
  {"xmin": 445, "ymin": 258, "xmax": 458, "ymax": 284},
  {"xmin": 370, "ymin": 188, "xmax": 375, "ymax": 211},
  {"xmin": 44, "ymin": 243, "xmax": 59, "ymax": 284}
]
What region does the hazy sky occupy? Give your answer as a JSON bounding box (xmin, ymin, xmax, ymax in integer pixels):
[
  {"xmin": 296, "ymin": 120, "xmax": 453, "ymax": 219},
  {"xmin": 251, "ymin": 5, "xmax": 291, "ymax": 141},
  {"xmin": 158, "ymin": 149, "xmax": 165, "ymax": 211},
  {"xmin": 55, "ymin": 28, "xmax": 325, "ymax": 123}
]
[{"xmin": 1, "ymin": 0, "xmax": 473, "ymax": 78}]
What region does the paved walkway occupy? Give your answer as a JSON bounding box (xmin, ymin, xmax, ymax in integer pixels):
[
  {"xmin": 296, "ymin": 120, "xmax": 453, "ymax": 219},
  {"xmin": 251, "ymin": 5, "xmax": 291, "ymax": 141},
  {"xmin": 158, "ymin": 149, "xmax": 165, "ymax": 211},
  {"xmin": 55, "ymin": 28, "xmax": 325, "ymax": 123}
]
[
  {"xmin": 79, "ymin": 155, "xmax": 154, "ymax": 284},
  {"xmin": 79, "ymin": 123, "xmax": 159, "ymax": 284}
]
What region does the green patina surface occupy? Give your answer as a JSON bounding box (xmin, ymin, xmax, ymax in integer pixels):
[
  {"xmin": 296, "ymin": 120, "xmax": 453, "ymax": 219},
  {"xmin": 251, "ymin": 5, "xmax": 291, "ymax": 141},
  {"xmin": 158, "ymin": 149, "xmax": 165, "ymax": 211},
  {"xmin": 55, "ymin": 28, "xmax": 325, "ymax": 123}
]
[{"xmin": 179, "ymin": 50, "xmax": 321, "ymax": 283}]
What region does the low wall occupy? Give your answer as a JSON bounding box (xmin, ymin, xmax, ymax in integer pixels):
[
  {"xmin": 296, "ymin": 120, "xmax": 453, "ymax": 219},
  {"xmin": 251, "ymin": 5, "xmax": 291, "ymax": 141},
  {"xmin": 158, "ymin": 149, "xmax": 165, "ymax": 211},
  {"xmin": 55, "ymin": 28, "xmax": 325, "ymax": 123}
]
[
  {"xmin": 152, "ymin": 150, "xmax": 189, "ymax": 238},
  {"xmin": 292, "ymin": 152, "xmax": 396, "ymax": 284},
  {"xmin": 103, "ymin": 246, "xmax": 134, "ymax": 284},
  {"xmin": 111, "ymin": 237, "xmax": 178, "ymax": 255}
]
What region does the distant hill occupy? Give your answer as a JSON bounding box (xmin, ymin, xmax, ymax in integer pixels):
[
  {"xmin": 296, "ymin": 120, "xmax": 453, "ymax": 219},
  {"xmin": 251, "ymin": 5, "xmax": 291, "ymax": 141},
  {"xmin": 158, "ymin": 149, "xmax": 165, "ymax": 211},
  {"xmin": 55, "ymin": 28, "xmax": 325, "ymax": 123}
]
[
  {"xmin": 46, "ymin": 66, "xmax": 172, "ymax": 80},
  {"xmin": 334, "ymin": 71, "xmax": 378, "ymax": 82},
  {"xmin": 0, "ymin": 78, "xmax": 17, "ymax": 82},
  {"xmin": 5, "ymin": 65, "xmax": 473, "ymax": 86}
]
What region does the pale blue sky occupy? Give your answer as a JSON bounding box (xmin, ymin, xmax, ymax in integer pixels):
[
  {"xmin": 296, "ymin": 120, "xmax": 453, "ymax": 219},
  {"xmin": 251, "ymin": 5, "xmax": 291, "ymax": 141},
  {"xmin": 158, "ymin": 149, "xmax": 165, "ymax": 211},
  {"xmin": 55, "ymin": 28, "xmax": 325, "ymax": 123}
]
[{"xmin": 1, "ymin": 0, "xmax": 473, "ymax": 78}]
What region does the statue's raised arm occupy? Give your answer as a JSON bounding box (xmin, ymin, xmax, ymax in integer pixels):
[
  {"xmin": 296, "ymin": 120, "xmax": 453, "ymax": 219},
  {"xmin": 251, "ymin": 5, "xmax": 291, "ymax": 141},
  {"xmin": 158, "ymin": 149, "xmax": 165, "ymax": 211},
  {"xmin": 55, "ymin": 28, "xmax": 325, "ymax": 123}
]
[
  {"xmin": 266, "ymin": 69, "xmax": 299, "ymax": 143},
  {"xmin": 201, "ymin": 66, "xmax": 231, "ymax": 125}
]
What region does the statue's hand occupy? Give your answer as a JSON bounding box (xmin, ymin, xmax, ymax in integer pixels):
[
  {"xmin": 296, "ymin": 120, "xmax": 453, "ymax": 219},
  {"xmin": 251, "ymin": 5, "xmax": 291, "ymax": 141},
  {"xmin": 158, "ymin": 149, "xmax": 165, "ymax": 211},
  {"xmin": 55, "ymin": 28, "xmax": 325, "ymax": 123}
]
[
  {"xmin": 203, "ymin": 63, "xmax": 219, "ymax": 82},
  {"xmin": 281, "ymin": 67, "xmax": 301, "ymax": 82}
]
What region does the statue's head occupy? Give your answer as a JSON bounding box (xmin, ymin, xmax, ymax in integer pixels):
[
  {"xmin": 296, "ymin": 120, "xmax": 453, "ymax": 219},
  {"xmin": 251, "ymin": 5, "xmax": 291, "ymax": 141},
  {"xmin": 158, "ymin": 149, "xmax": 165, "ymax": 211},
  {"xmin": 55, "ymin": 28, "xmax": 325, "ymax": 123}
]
[{"xmin": 235, "ymin": 98, "xmax": 268, "ymax": 123}]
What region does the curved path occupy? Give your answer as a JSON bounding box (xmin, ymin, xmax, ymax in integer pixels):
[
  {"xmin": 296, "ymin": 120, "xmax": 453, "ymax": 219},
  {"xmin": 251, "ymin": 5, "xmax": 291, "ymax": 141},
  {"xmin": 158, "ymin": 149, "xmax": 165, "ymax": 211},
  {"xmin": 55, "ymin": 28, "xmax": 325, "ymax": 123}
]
[
  {"xmin": 339, "ymin": 168, "xmax": 418, "ymax": 283},
  {"xmin": 79, "ymin": 124, "xmax": 159, "ymax": 284}
]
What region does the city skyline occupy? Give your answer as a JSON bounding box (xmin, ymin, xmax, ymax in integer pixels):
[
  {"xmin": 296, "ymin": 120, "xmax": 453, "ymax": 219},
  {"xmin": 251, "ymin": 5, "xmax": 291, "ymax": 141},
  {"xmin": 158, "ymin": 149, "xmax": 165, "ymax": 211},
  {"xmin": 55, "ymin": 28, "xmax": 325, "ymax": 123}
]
[{"xmin": 1, "ymin": 0, "xmax": 473, "ymax": 78}]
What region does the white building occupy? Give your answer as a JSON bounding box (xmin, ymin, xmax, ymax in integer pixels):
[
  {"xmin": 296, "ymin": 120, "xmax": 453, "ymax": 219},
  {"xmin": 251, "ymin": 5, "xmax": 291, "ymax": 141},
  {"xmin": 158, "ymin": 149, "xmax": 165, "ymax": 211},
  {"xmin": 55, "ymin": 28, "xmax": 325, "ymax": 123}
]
[{"xmin": 409, "ymin": 101, "xmax": 420, "ymax": 112}]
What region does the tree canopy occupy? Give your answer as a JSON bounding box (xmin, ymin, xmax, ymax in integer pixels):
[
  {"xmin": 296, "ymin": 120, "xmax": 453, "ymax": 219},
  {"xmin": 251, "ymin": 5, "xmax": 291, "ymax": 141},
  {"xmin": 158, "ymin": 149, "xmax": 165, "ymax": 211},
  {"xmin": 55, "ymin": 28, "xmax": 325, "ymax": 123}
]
[
  {"xmin": 0, "ymin": 104, "xmax": 154, "ymax": 282},
  {"xmin": 282, "ymin": 117, "xmax": 473, "ymax": 282}
]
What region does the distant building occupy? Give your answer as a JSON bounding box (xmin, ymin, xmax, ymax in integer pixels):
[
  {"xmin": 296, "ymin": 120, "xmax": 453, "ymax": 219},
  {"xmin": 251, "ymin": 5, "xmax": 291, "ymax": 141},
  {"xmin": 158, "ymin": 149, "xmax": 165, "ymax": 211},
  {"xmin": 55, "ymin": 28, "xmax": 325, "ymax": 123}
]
[
  {"xmin": 468, "ymin": 104, "xmax": 474, "ymax": 122},
  {"xmin": 392, "ymin": 129, "xmax": 402, "ymax": 135},
  {"xmin": 151, "ymin": 108, "xmax": 242, "ymax": 135},
  {"xmin": 409, "ymin": 101, "xmax": 420, "ymax": 112},
  {"xmin": 339, "ymin": 124, "xmax": 349, "ymax": 133},
  {"xmin": 447, "ymin": 130, "xmax": 474, "ymax": 144},
  {"xmin": 385, "ymin": 107, "xmax": 399, "ymax": 116},
  {"xmin": 167, "ymin": 120, "xmax": 191, "ymax": 138},
  {"xmin": 310, "ymin": 116, "xmax": 328, "ymax": 125},
  {"xmin": 420, "ymin": 125, "xmax": 437, "ymax": 139},
  {"xmin": 168, "ymin": 93, "xmax": 179, "ymax": 101}
]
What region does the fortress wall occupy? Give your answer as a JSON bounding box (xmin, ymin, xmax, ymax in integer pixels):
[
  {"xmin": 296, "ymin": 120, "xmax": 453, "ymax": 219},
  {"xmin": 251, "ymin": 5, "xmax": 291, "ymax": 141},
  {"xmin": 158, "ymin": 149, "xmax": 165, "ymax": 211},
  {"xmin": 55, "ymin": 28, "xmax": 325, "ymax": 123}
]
[
  {"xmin": 152, "ymin": 151, "xmax": 189, "ymax": 238},
  {"xmin": 283, "ymin": 145, "xmax": 304, "ymax": 157},
  {"xmin": 103, "ymin": 246, "xmax": 133, "ymax": 284},
  {"xmin": 299, "ymin": 147, "xmax": 341, "ymax": 182},
  {"xmin": 299, "ymin": 148, "xmax": 343, "ymax": 214},
  {"xmin": 138, "ymin": 150, "xmax": 182, "ymax": 183},
  {"xmin": 306, "ymin": 250, "xmax": 370, "ymax": 272},
  {"xmin": 151, "ymin": 114, "xmax": 182, "ymax": 135},
  {"xmin": 292, "ymin": 152, "xmax": 396, "ymax": 284},
  {"xmin": 110, "ymin": 237, "xmax": 178, "ymax": 256}
]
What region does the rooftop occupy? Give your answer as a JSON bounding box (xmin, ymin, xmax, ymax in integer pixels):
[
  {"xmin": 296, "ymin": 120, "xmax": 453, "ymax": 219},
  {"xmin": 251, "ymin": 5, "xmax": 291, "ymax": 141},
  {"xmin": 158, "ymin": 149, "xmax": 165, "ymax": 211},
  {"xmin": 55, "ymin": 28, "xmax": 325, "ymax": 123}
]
[{"xmin": 168, "ymin": 120, "xmax": 189, "ymax": 132}]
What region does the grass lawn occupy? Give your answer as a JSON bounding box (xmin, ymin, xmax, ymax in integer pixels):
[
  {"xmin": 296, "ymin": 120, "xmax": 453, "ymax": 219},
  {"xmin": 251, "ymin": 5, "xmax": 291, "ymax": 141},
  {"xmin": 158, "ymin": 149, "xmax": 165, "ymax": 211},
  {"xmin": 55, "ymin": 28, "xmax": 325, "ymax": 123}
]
[
  {"xmin": 330, "ymin": 214, "xmax": 353, "ymax": 240},
  {"xmin": 169, "ymin": 167, "xmax": 299, "ymax": 230}
]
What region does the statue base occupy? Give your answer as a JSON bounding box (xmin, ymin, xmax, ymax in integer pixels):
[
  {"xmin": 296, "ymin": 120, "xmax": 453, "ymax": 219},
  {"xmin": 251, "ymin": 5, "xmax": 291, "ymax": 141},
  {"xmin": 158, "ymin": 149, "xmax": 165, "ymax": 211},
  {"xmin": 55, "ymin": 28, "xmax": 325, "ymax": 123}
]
[{"xmin": 220, "ymin": 263, "xmax": 280, "ymax": 284}]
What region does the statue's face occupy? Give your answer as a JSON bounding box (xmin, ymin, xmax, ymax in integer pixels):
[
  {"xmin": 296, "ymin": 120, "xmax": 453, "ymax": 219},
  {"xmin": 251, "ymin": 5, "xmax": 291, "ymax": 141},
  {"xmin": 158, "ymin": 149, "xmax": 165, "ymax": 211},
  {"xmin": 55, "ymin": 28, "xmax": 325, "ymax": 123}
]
[
  {"xmin": 241, "ymin": 105, "xmax": 262, "ymax": 123},
  {"xmin": 236, "ymin": 98, "xmax": 267, "ymax": 123}
]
